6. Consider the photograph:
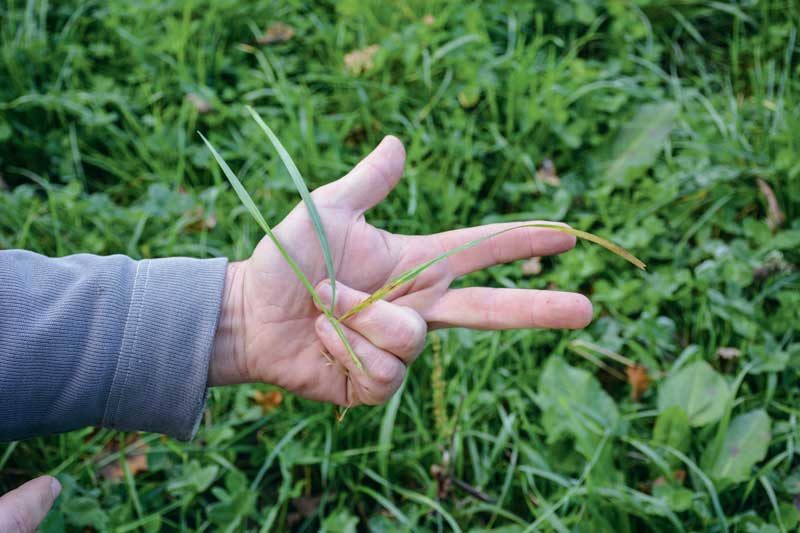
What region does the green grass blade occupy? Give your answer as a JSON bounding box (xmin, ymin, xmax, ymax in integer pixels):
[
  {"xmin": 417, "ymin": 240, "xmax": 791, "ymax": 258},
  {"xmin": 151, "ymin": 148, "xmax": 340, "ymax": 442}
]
[
  {"xmin": 199, "ymin": 132, "xmax": 271, "ymax": 234},
  {"xmin": 246, "ymin": 105, "xmax": 338, "ymax": 310},
  {"xmin": 200, "ymin": 132, "xmax": 363, "ymax": 371},
  {"xmin": 340, "ymin": 222, "xmax": 645, "ymax": 321}
]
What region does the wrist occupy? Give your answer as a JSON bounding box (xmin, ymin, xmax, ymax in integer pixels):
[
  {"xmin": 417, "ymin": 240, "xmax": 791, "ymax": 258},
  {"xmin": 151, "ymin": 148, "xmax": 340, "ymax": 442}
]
[{"xmin": 209, "ymin": 260, "xmax": 248, "ymax": 386}]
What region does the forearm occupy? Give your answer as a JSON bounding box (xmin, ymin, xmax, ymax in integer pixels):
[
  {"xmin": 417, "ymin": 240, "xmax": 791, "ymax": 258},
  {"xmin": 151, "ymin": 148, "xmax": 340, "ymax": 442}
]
[{"xmin": 0, "ymin": 250, "xmax": 227, "ymax": 441}]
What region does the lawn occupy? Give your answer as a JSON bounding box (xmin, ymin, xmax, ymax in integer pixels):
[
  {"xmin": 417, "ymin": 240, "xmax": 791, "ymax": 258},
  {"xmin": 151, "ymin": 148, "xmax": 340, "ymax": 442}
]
[{"xmin": 1, "ymin": 0, "xmax": 799, "ymax": 531}]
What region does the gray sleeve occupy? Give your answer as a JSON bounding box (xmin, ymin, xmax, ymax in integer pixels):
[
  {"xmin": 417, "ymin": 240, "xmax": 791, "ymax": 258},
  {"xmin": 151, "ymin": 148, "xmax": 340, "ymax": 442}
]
[{"xmin": 0, "ymin": 250, "xmax": 228, "ymax": 442}]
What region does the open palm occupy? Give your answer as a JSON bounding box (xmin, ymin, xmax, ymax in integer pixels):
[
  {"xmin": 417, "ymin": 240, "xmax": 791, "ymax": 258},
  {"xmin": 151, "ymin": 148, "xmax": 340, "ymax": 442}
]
[{"xmin": 210, "ymin": 136, "xmax": 592, "ymax": 406}]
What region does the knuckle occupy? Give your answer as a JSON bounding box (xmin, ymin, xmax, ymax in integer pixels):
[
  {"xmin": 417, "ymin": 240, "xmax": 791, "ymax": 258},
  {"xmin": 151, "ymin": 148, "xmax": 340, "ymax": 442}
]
[
  {"xmin": 362, "ymin": 378, "xmax": 402, "ymax": 406},
  {"xmin": 396, "ymin": 313, "xmax": 427, "ymax": 357},
  {"xmin": 369, "ymin": 354, "xmax": 405, "ymax": 387},
  {"xmin": 335, "ymin": 288, "xmax": 362, "ymax": 318},
  {"xmin": 484, "ymin": 291, "xmax": 500, "ymax": 328}
]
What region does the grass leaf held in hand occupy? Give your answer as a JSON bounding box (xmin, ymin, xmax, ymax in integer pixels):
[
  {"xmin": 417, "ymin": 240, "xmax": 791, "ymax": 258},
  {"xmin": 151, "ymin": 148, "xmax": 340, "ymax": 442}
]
[
  {"xmin": 339, "ymin": 223, "xmax": 645, "ymax": 321},
  {"xmin": 245, "ymin": 105, "xmax": 338, "ymax": 310},
  {"xmin": 199, "ymin": 132, "xmax": 363, "ymax": 371}
]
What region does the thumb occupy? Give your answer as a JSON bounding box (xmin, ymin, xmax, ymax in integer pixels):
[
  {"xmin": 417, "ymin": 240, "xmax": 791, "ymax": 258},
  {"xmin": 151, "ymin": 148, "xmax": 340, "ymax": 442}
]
[
  {"xmin": 0, "ymin": 476, "xmax": 61, "ymax": 532},
  {"xmin": 316, "ymin": 135, "xmax": 406, "ymax": 212}
]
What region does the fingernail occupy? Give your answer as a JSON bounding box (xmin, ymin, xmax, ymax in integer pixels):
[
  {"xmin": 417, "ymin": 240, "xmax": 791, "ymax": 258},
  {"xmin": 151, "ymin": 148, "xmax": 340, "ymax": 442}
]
[
  {"xmin": 50, "ymin": 477, "xmax": 61, "ymax": 498},
  {"xmin": 317, "ymin": 282, "xmax": 332, "ymax": 307}
]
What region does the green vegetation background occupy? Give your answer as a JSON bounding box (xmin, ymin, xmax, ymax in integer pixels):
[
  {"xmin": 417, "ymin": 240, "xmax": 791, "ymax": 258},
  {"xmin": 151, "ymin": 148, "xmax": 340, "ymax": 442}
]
[{"xmin": 1, "ymin": 1, "xmax": 799, "ymax": 531}]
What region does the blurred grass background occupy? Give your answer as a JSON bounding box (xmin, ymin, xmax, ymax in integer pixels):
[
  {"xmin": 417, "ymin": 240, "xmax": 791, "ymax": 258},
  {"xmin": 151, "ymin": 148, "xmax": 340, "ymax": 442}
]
[{"xmin": 1, "ymin": 0, "xmax": 799, "ymax": 530}]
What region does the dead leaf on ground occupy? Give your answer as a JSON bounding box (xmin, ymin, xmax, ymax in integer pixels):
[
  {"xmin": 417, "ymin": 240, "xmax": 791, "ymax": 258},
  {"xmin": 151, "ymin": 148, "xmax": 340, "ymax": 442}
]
[
  {"xmin": 344, "ymin": 45, "xmax": 380, "ymax": 75},
  {"xmin": 344, "ymin": 119, "xmax": 381, "ymax": 146},
  {"xmin": 430, "ymin": 463, "xmax": 453, "ymax": 499},
  {"xmin": 253, "ymin": 389, "xmax": 283, "ymax": 413},
  {"xmin": 186, "ymin": 93, "xmax": 213, "ymax": 114},
  {"xmin": 653, "ymin": 469, "xmax": 687, "ymax": 487},
  {"xmin": 536, "ymin": 158, "xmax": 560, "ymax": 187},
  {"xmin": 287, "ymin": 494, "xmax": 329, "ymax": 526},
  {"xmin": 754, "ymin": 251, "xmax": 793, "ymax": 280},
  {"xmin": 97, "ymin": 435, "xmax": 149, "ymax": 482},
  {"xmin": 626, "ymin": 364, "xmax": 650, "ymax": 401},
  {"xmin": 257, "ymin": 22, "xmax": 295, "ymax": 45},
  {"xmin": 292, "ymin": 495, "xmax": 322, "ymax": 517},
  {"xmin": 186, "ymin": 206, "xmax": 217, "ymax": 232},
  {"xmin": 521, "ymin": 257, "xmax": 542, "ymax": 275},
  {"xmin": 756, "ymin": 177, "xmax": 785, "ymax": 231},
  {"xmin": 716, "ymin": 347, "xmax": 742, "ymax": 360}
]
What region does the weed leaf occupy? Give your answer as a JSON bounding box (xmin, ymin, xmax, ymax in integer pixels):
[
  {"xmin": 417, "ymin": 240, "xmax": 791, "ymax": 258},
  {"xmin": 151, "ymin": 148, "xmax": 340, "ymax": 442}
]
[
  {"xmin": 657, "ymin": 361, "xmax": 729, "ymax": 427},
  {"xmin": 602, "ymin": 102, "xmax": 679, "ymax": 185},
  {"xmin": 708, "ymin": 410, "xmax": 771, "ymax": 486},
  {"xmin": 537, "ymin": 356, "xmax": 620, "ymax": 482},
  {"xmin": 653, "ymin": 406, "xmax": 691, "ymax": 455}
]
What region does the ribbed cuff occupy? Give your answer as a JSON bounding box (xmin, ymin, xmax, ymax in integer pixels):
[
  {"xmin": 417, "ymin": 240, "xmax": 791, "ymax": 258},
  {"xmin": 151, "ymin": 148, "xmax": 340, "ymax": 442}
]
[{"xmin": 102, "ymin": 257, "xmax": 228, "ymax": 441}]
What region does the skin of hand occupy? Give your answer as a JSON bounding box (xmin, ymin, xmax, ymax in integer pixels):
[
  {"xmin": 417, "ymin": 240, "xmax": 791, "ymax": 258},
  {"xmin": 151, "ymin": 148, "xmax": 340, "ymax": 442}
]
[
  {"xmin": 210, "ymin": 136, "xmax": 593, "ymax": 406},
  {"xmin": 0, "ymin": 476, "xmax": 61, "ymax": 532}
]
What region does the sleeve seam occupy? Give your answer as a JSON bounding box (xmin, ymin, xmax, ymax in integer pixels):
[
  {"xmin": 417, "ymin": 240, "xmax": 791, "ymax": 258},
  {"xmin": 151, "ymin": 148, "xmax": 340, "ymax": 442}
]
[{"xmin": 102, "ymin": 259, "xmax": 150, "ymax": 428}]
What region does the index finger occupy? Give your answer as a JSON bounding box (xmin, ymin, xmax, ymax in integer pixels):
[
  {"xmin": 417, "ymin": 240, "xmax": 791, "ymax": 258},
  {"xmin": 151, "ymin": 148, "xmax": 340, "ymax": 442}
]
[
  {"xmin": 0, "ymin": 476, "xmax": 60, "ymax": 532},
  {"xmin": 415, "ymin": 221, "xmax": 577, "ymax": 278}
]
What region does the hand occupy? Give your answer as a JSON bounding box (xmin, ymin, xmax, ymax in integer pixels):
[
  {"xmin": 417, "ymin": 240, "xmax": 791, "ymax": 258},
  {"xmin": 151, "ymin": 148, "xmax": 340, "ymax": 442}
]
[
  {"xmin": 210, "ymin": 136, "xmax": 592, "ymax": 406},
  {"xmin": 0, "ymin": 476, "xmax": 60, "ymax": 532}
]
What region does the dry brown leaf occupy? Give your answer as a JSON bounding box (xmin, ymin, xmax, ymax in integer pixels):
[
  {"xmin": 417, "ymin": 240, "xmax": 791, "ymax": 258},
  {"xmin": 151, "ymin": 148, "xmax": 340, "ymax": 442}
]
[
  {"xmin": 716, "ymin": 347, "xmax": 742, "ymax": 360},
  {"xmin": 757, "ymin": 177, "xmax": 785, "ymax": 231},
  {"xmin": 754, "ymin": 252, "xmax": 793, "ymax": 280},
  {"xmin": 186, "ymin": 93, "xmax": 213, "ymax": 114},
  {"xmin": 344, "ymin": 45, "xmax": 380, "ymax": 75},
  {"xmin": 97, "ymin": 437, "xmax": 149, "ymax": 482},
  {"xmin": 654, "ymin": 469, "xmax": 687, "ymax": 488},
  {"xmin": 287, "ymin": 494, "xmax": 326, "ymax": 526},
  {"xmin": 626, "ymin": 364, "xmax": 650, "ymax": 401},
  {"xmin": 521, "ymin": 257, "xmax": 542, "ymax": 275},
  {"xmin": 536, "ymin": 159, "xmax": 560, "ymax": 187},
  {"xmin": 253, "ymin": 389, "xmax": 283, "ymax": 413},
  {"xmin": 186, "ymin": 206, "xmax": 217, "ymax": 232},
  {"xmin": 257, "ymin": 22, "xmax": 295, "ymax": 45},
  {"xmin": 292, "ymin": 495, "xmax": 322, "ymax": 518}
]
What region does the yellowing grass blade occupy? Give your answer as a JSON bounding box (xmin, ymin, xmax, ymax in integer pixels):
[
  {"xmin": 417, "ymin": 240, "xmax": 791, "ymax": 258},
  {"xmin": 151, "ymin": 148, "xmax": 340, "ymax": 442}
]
[{"xmin": 340, "ymin": 222, "xmax": 645, "ymax": 321}]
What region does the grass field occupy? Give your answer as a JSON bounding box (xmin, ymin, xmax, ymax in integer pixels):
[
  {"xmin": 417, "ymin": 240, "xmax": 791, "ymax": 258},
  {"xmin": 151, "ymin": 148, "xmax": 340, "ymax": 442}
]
[{"xmin": 1, "ymin": 1, "xmax": 799, "ymax": 531}]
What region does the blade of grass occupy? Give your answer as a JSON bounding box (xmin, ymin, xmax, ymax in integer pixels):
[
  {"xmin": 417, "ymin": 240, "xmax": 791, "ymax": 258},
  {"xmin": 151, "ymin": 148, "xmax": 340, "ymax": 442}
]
[
  {"xmin": 246, "ymin": 105, "xmax": 337, "ymax": 310},
  {"xmin": 340, "ymin": 222, "xmax": 645, "ymax": 321},
  {"xmin": 661, "ymin": 445, "xmax": 728, "ymax": 532},
  {"xmin": 199, "ymin": 132, "xmax": 363, "ymax": 371}
]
